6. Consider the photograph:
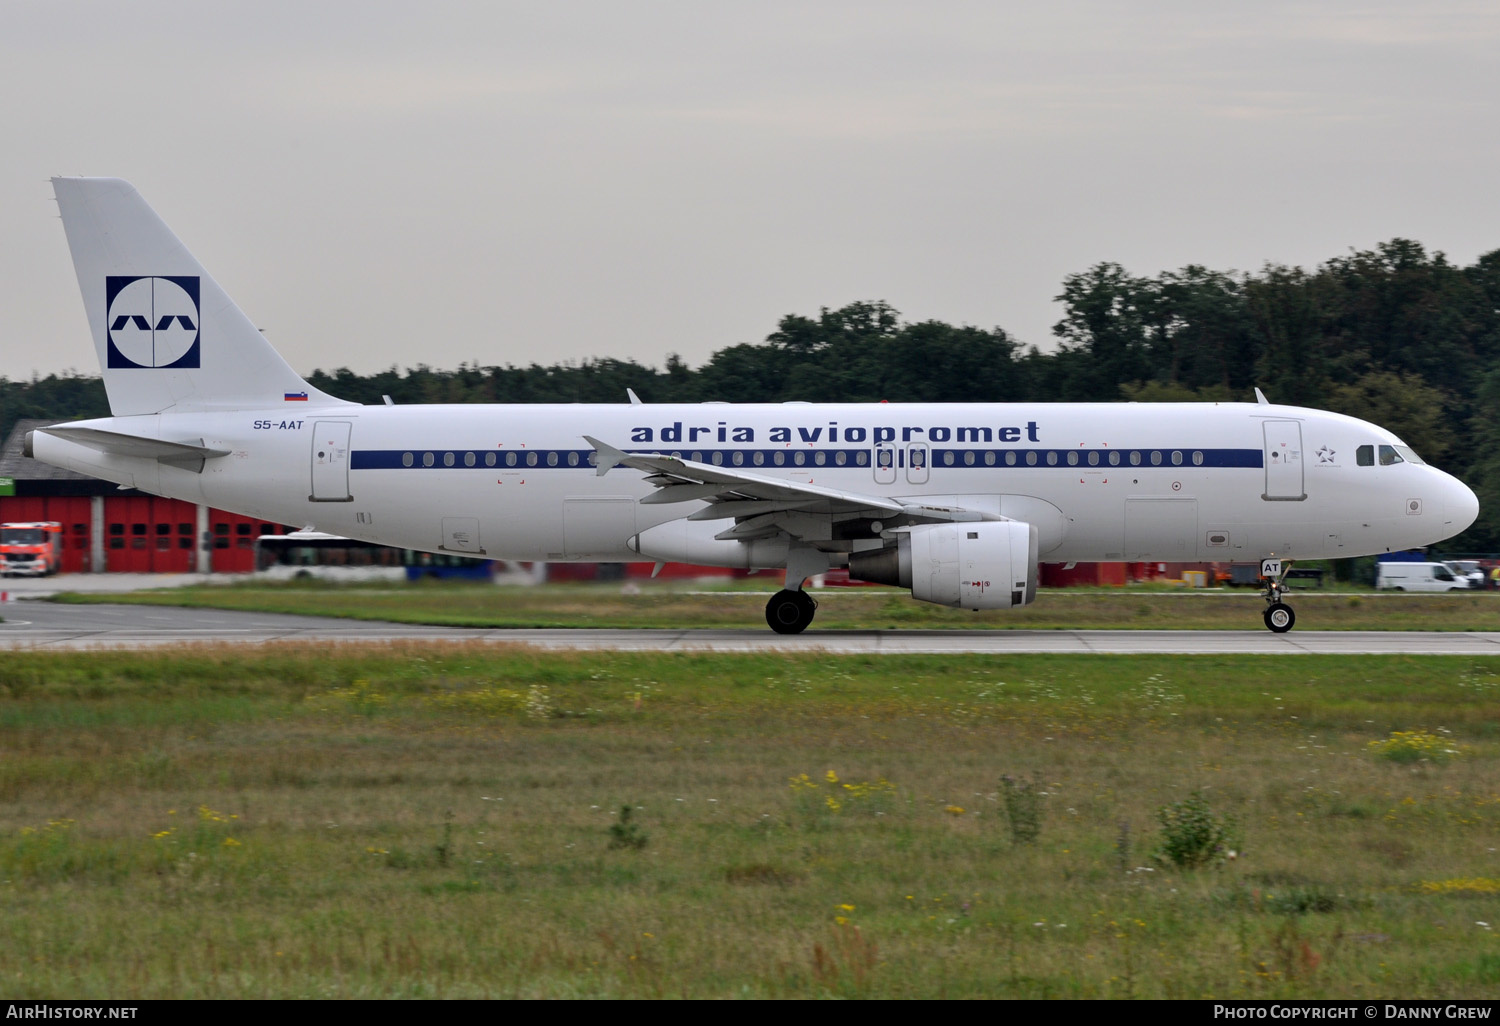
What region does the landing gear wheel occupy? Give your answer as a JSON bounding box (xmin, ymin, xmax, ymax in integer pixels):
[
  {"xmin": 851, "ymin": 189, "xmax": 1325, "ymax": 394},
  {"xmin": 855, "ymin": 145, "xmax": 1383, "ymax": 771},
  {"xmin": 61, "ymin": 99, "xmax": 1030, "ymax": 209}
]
[
  {"xmin": 1263, "ymin": 602, "xmax": 1295, "ymax": 633},
  {"xmin": 766, "ymin": 589, "xmax": 817, "ymax": 635}
]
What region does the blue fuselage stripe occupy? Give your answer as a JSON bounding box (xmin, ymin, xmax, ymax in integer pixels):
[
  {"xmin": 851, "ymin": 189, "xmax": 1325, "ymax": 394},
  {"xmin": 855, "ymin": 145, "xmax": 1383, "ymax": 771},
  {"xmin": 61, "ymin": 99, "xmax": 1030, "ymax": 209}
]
[{"xmin": 350, "ymin": 448, "xmax": 1265, "ymax": 471}]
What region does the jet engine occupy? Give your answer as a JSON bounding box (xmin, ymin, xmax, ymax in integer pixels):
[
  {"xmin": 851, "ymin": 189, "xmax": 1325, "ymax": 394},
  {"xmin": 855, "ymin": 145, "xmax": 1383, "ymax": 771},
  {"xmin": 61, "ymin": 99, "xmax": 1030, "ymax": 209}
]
[{"xmin": 848, "ymin": 521, "xmax": 1039, "ymax": 610}]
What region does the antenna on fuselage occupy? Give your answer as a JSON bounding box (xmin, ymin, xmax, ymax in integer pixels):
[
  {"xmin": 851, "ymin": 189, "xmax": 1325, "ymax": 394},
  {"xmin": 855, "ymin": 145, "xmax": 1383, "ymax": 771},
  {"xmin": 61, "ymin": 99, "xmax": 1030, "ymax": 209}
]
[
  {"xmin": 626, "ymin": 388, "xmax": 643, "ymax": 405},
  {"xmin": 1254, "ymin": 387, "xmax": 1269, "ymax": 406}
]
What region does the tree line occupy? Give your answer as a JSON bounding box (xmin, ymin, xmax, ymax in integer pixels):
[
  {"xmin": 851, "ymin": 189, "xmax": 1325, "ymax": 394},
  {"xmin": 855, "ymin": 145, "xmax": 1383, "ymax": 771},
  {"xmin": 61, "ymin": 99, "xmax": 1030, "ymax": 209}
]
[{"xmin": 5, "ymin": 238, "xmax": 1499, "ymax": 547}]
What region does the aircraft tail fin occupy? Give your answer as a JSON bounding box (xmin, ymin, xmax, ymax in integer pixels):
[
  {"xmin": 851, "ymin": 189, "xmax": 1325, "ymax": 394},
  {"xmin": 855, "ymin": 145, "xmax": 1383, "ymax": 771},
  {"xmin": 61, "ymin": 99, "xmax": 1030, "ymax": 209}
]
[{"xmin": 50, "ymin": 177, "xmax": 351, "ymax": 416}]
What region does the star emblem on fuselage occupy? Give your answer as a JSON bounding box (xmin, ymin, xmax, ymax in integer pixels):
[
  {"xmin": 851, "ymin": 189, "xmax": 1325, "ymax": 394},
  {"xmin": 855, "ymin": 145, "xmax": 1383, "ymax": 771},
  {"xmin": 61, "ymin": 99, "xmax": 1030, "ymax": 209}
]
[{"xmin": 1316, "ymin": 445, "xmax": 1336, "ymax": 464}]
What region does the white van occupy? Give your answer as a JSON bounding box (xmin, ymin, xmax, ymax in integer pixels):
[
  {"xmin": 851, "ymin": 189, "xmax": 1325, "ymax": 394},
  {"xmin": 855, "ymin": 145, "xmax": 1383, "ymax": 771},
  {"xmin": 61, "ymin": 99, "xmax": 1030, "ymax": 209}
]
[
  {"xmin": 1444, "ymin": 561, "xmax": 1486, "ymax": 589},
  {"xmin": 1376, "ymin": 562, "xmax": 1471, "ymax": 592}
]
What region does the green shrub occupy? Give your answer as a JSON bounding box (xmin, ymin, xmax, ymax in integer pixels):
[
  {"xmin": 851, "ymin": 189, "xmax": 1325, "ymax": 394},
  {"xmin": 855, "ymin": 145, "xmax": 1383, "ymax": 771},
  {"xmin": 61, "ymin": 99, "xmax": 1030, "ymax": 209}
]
[
  {"xmin": 1155, "ymin": 790, "xmax": 1235, "ymax": 869},
  {"xmin": 999, "ymin": 774, "xmax": 1043, "ymax": 845}
]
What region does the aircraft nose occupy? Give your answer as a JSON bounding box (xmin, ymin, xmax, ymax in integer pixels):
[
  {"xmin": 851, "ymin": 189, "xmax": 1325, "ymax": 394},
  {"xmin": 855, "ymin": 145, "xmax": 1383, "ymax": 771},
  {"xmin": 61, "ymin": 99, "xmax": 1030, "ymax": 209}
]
[{"xmin": 1447, "ymin": 475, "xmax": 1480, "ymax": 535}]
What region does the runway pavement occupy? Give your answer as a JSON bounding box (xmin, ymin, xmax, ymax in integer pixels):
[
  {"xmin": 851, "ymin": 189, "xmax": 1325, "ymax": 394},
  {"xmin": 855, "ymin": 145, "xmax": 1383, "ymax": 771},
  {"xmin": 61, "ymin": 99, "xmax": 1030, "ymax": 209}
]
[{"xmin": 2, "ymin": 600, "xmax": 1499, "ymax": 653}]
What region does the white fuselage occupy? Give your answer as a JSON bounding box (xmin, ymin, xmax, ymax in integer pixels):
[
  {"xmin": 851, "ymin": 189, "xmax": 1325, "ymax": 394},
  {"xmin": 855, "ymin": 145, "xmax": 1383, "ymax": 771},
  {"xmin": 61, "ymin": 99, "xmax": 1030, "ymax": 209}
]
[{"xmin": 31, "ymin": 400, "xmax": 1479, "ymax": 568}]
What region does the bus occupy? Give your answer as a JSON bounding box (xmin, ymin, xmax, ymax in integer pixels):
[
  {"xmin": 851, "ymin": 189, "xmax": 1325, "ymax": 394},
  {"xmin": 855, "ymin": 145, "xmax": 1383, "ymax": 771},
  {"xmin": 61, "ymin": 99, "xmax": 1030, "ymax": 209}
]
[{"xmin": 254, "ymin": 532, "xmax": 502, "ymax": 582}]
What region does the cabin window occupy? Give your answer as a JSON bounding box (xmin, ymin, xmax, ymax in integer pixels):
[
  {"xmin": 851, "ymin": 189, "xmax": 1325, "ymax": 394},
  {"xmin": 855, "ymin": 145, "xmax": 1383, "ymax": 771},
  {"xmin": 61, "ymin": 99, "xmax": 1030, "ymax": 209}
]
[
  {"xmin": 1046, "ymin": 452, "xmax": 1058, "ymax": 466},
  {"xmin": 1150, "ymin": 451, "xmax": 1163, "ymax": 466},
  {"xmin": 546, "ymin": 452, "xmax": 558, "ymax": 467},
  {"xmin": 1066, "ymin": 451, "xmax": 1078, "ymax": 466},
  {"xmin": 443, "ymin": 452, "xmax": 455, "ymax": 467},
  {"xmin": 942, "ymin": 451, "xmax": 954, "ymax": 466},
  {"xmin": 567, "ymin": 452, "xmax": 579, "ymax": 467},
  {"xmin": 526, "ymin": 452, "xmax": 538, "ymax": 467},
  {"xmin": 1192, "ymin": 451, "xmax": 1204, "ymax": 466},
  {"xmin": 1171, "ymin": 450, "xmax": 1183, "ymax": 466},
  {"xmin": 856, "ymin": 451, "xmax": 868, "ymax": 466},
  {"xmin": 422, "ymin": 452, "xmax": 435, "ymax": 467},
  {"xmin": 774, "ymin": 452, "xmax": 785, "ymax": 466},
  {"xmin": 814, "ymin": 452, "xmax": 826, "ymax": 466},
  {"xmin": 712, "ymin": 452, "xmax": 724, "ymax": 466},
  {"xmin": 402, "ymin": 452, "xmax": 414, "ymax": 467},
  {"xmin": 692, "ymin": 451, "xmax": 703, "ymax": 463},
  {"xmin": 732, "ymin": 451, "xmax": 744, "ymax": 466},
  {"xmin": 984, "ymin": 451, "xmax": 996, "ymax": 466},
  {"xmin": 794, "ymin": 452, "xmax": 805, "ymax": 466},
  {"xmin": 964, "ymin": 451, "xmax": 975, "ymax": 466},
  {"xmin": 505, "ymin": 452, "xmax": 517, "ymax": 467},
  {"xmin": 464, "ymin": 452, "xmax": 476, "ymax": 467},
  {"xmin": 485, "ymin": 452, "xmax": 496, "ymax": 467},
  {"xmin": 1108, "ymin": 451, "xmax": 1120, "ymax": 466},
  {"xmin": 1006, "ymin": 452, "xmax": 1017, "ymax": 466},
  {"xmin": 1025, "ymin": 452, "xmax": 1037, "ymax": 466},
  {"xmin": 1129, "ymin": 451, "xmax": 1141, "ymax": 466},
  {"xmin": 753, "ymin": 452, "xmax": 764, "ymax": 466},
  {"xmin": 836, "ymin": 451, "xmax": 848, "ymax": 466},
  {"xmin": 1087, "ymin": 451, "xmax": 1099, "ymax": 466}
]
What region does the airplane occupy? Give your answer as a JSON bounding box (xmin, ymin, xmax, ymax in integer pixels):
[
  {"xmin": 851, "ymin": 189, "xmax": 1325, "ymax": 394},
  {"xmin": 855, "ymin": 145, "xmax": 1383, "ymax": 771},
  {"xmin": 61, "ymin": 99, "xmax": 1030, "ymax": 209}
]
[{"xmin": 26, "ymin": 178, "xmax": 1480, "ymax": 634}]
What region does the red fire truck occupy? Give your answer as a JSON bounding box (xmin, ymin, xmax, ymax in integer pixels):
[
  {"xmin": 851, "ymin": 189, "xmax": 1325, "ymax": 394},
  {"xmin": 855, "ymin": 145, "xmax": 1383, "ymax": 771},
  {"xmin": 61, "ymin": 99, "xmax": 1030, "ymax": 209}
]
[{"xmin": 0, "ymin": 521, "xmax": 64, "ymax": 576}]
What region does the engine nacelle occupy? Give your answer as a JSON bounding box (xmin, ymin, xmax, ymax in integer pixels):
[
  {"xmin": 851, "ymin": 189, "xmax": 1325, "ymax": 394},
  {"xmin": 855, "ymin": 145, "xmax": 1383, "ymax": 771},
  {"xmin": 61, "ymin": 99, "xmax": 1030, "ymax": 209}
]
[{"xmin": 848, "ymin": 521, "xmax": 1039, "ymax": 610}]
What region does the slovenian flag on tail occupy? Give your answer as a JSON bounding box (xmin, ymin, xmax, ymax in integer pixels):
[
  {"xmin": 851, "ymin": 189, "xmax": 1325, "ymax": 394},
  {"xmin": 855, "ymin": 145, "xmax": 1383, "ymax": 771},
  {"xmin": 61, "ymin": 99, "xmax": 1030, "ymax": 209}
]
[{"xmin": 284, "ymin": 392, "xmax": 308, "ymax": 401}]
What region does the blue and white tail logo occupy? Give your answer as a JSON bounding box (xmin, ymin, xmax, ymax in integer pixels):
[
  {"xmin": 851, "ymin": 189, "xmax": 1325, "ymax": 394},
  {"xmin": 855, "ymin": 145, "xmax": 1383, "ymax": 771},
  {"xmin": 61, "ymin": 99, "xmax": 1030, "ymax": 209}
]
[{"xmin": 105, "ymin": 275, "xmax": 200, "ymax": 369}]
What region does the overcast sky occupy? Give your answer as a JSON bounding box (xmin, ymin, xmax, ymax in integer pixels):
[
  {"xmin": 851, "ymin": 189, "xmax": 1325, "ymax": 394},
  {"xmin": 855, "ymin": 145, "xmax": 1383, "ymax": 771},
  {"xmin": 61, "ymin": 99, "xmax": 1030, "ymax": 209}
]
[{"xmin": 2, "ymin": 1, "xmax": 1497, "ymax": 384}]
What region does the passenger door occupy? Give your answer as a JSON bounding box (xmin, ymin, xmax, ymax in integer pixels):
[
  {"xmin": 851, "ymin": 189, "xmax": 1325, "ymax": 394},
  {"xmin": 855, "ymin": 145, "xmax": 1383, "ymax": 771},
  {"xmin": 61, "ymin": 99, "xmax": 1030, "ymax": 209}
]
[
  {"xmin": 310, "ymin": 421, "xmax": 353, "ymax": 502},
  {"xmin": 1262, "ymin": 420, "xmax": 1305, "ymax": 501}
]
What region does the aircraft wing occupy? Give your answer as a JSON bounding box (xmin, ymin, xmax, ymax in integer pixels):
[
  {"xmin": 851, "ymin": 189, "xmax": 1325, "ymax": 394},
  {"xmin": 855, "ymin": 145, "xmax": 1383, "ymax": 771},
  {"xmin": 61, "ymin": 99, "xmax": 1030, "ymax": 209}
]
[{"xmin": 585, "ymin": 436, "xmax": 1001, "ymax": 543}]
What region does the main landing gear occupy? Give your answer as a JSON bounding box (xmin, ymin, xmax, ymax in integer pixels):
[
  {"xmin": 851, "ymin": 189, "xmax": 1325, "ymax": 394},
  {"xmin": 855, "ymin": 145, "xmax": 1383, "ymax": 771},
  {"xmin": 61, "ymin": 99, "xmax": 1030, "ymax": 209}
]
[
  {"xmin": 765, "ymin": 547, "xmax": 829, "ymax": 635},
  {"xmin": 1259, "ymin": 557, "xmax": 1295, "ymax": 633},
  {"xmin": 766, "ymin": 589, "xmax": 818, "ymax": 634}
]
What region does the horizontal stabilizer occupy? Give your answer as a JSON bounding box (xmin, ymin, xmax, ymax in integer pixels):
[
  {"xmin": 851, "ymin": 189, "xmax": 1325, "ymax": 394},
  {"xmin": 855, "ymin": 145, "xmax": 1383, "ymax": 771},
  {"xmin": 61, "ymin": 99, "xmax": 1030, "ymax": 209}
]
[{"xmin": 33, "ymin": 425, "xmax": 229, "ymax": 472}]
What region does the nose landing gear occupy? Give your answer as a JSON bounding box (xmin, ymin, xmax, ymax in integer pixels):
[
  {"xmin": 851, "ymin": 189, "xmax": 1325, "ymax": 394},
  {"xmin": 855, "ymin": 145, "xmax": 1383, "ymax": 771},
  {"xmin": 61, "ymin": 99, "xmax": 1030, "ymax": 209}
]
[
  {"xmin": 1263, "ymin": 600, "xmax": 1295, "ymax": 632},
  {"xmin": 1260, "ymin": 557, "xmax": 1295, "ymax": 633}
]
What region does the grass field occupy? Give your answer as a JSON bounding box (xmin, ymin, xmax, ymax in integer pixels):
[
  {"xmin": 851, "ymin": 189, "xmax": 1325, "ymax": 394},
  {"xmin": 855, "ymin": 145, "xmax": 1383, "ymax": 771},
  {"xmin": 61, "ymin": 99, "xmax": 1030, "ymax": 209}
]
[
  {"xmin": 3, "ymin": 644, "xmax": 1500, "ymax": 998},
  {"xmin": 51, "ymin": 578, "xmax": 1500, "ymax": 632}
]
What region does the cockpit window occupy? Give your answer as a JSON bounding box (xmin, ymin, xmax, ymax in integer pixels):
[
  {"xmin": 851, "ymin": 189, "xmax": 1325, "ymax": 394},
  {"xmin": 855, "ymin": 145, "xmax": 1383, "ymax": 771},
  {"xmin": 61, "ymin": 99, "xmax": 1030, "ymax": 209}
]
[
  {"xmin": 1378, "ymin": 444, "xmax": 1403, "ymax": 466},
  {"xmin": 1356, "ymin": 445, "xmax": 1374, "ymax": 467},
  {"xmin": 1393, "ymin": 445, "xmax": 1425, "ymax": 465}
]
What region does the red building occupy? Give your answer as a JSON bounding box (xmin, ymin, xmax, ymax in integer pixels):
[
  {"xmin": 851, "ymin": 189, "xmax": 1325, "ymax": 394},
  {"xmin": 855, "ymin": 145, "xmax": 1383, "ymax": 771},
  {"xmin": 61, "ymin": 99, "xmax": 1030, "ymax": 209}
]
[{"xmin": 0, "ymin": 420, "xmax": 294, "ymax": 574}]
